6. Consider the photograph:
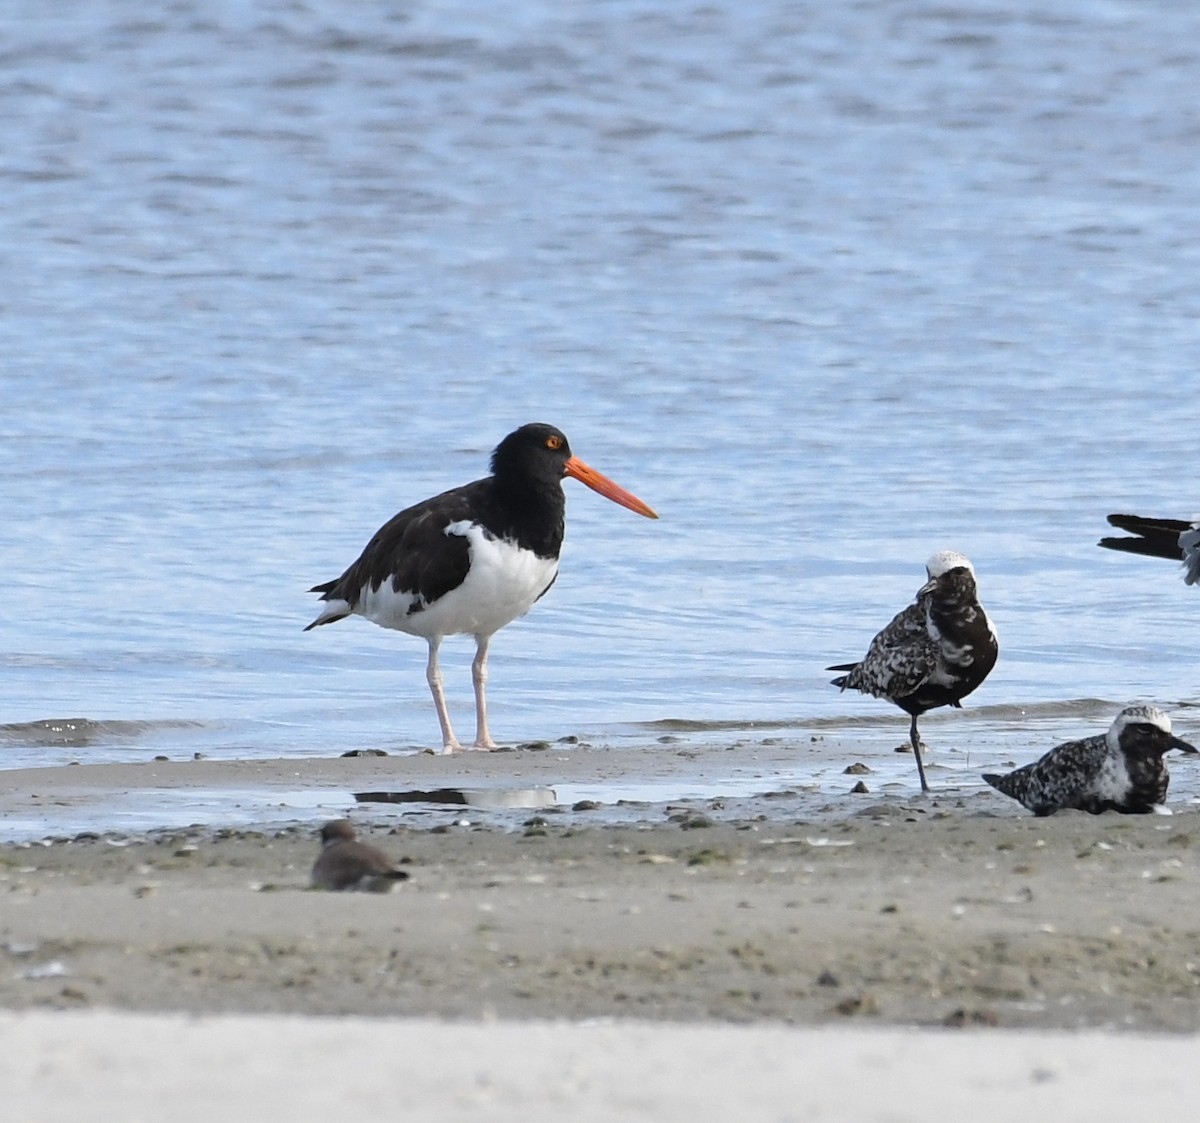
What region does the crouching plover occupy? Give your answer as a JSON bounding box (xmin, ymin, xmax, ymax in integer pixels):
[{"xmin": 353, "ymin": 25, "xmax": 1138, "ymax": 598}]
[{"xmin": 983, "ymin": 705, "xmax": 1197, "ymax": 816}]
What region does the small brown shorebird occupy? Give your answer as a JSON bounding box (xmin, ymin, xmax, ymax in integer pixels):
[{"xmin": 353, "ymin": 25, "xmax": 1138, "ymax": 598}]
[{"xmin": 310, "ymin": 819, "xmax": 410, "ymax": 892}]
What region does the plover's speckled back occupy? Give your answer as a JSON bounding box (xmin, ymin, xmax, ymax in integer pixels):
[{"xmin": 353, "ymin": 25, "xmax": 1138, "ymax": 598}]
[
  {"xmin": 311, "ymin": 819, "xmax": 411, "ymax": 892},
  {"xmin": 983, "ymin": 705, "xmax": 1197, "ymax": 816},
  {"xmin": 1100, "ymin": 513, "xmax": 1200, "ymax": 586},
  {"xmin": 828, "ymin": 551, "xmax": 998, "ymax": 793}
]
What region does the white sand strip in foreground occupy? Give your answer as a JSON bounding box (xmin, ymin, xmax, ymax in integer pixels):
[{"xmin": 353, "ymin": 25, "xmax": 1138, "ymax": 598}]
[{"xmin": 5, "ymin": 1012, "xmax": 1200, "ymax": 1122}]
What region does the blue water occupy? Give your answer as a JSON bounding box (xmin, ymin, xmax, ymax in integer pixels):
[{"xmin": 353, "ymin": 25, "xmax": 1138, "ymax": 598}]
[{"xmin": 1, "ymin": 0, "xmax": 1197, "ymax": 776}]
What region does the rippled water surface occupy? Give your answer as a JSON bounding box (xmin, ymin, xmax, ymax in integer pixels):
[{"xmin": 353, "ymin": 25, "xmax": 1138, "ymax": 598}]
[{"xmin": 2, "ymin": 1, "xmax": 1198, "ymax": 782}]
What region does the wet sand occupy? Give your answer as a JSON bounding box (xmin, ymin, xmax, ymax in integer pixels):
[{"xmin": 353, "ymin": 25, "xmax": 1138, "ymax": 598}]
[{"xmin": 3, "ymin": 742, "xmax": 1200, "ymax": 1031}]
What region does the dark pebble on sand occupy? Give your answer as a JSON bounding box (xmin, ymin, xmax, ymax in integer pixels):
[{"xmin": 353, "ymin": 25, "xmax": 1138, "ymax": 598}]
[
  {"xmin": 943, "ymin": 1008, "xmax": 999, "ymax": 1028},
  {"xmin": 834, "ymin": 994, "xmax": 879, "ymax": 1017}
]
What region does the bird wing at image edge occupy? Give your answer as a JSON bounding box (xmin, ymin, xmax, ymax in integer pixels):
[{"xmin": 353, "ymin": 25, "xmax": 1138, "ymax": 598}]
[{"xmin": 1099, "ymin": 514, "xmax": 1190, "ymax": 560}]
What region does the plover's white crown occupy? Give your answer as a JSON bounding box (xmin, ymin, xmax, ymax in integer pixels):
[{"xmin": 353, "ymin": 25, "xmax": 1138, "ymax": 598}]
[
  {"xmin": 925, "ymin": 550, "xmax": 975, "ymax": 579},
  {"xmin": 1108, "ymin": 704, "xmax": 1172, "ymax": 747}
]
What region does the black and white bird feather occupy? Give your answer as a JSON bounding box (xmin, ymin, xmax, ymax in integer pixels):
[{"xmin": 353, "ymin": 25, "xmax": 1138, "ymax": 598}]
[
  {"xmin": 828, "ymin": 551, "xmax": 999, "ymax": 793},
  {"xmin": 311, "ymin": 819, "xmax": 411, "ymax": 892},
  {"xmin": 1099, "ymin": 513, "xmax": 1200, "ymax": 587},
  {"xmin": 306, "ymin": 424, "xmax": 657, "ymax": 752},
  {"xmin": 982, "ymin": 705, "xmax": 1197, "ymax": 816}
]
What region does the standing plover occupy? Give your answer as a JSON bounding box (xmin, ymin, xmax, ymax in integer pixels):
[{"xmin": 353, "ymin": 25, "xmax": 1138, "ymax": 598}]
[{"xmin": 829, "ymin": 551, "xmax": 999, "ymax": 793}]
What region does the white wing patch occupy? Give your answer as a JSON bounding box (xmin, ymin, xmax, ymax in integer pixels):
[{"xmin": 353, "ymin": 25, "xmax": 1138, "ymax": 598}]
[{"xmin": 355, "ymin": 521, "xmax": 558, "ymax": 639}]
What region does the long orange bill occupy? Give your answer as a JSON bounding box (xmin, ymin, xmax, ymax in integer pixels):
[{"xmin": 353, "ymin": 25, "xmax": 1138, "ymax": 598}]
[{"xmin": 564, "ymin": 456, "xmax": 658, "ymax": 519}]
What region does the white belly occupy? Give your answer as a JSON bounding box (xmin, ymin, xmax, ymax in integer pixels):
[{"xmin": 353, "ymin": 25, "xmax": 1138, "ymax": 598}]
[
  {"xmin": 356, "ymin": 521, "xmax": 559, "ymax": 639},
  {"xmin": 1090, "ymin": 750, "xmax": 1130, "ymax": 802}
]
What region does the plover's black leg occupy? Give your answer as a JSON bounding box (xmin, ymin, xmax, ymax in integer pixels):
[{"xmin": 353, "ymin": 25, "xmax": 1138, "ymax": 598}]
[{"xmin": 910, "ymin": 714, "xmax": 930, "ymax": 794}]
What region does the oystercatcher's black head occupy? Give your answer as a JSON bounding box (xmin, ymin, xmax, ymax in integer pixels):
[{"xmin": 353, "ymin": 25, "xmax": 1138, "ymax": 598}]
[{"xmin": 491, "ymin": 423, "xmax": 657, "ymax": 518}]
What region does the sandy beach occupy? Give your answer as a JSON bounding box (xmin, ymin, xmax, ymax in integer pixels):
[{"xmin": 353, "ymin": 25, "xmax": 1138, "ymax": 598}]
[
  {"xmin": 3, "ymin": 740, "xmax": 1200, "ymax": 1030},
  {"xmin": 5, "ymin": 739, "xmax": 1200, "ymax": 1118}
]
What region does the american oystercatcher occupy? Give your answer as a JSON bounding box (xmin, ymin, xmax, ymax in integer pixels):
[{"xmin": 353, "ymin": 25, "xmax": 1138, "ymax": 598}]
[
  {"xmin": 1099, "ymin": 513, "xmax": 1200, "ymax": 586},
  {"xmin": 982, "ymin": 705, "xmax": 1197, "ymax": 816},
  {"xmin": 311, "ymin": 819, "xmax": 411, "ymax": 892},
  {"xmin": 306, "ymin": 423, "xmax": 657, "ymax": 752},
  {"xmin": 827, "ymin": 551, "xmax": 999, "ymax": 793}
]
